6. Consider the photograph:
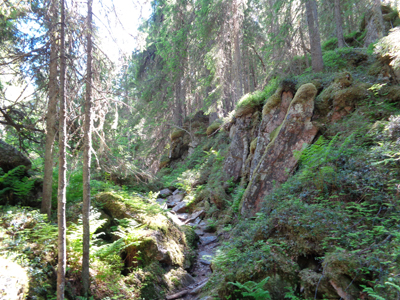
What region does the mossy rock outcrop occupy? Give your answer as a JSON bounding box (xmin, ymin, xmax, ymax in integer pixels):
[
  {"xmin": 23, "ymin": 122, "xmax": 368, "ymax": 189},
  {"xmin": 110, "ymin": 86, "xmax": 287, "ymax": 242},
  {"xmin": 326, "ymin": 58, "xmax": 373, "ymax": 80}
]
[
  {"xmin": 171, "ymin": 129, "xmax": 186, "ymax": 141},
  {"xmin": 241, "ymin": 83, "xmax": 318, "ymax": 216},
  {"xmin": 206, "ymin": 121, "xmax": 222, "ymax": 136},
  {"xmin": 94, "ymin": 192, "xmax": 195, "ymax": 269},
  {"xmin": 315, "ymin": 72, "xmax": 369, "ymax": 121},
  {"xmin": 235, "ymin": 90, "xmax": 266, "ymax": 117}
]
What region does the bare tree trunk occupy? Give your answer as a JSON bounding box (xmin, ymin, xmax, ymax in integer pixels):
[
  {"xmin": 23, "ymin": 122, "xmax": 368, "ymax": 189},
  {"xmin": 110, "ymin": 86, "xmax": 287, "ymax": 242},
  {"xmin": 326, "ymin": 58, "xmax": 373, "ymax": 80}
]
[
  {"xmin": 305, "ymin": 0, "xmax": 324, "ymax": 72},
  {"xmin": 42, "ymin": 0, "xmax": 58, "ymax": 218},
  {"xmin": 57, "ymin": 0, "xmax": 67, "ymax": 298},
  {"xmin": 335, "ymin": 0, "xmax": 345, "ymax": 48},
  {"xmin": 364, "ymin": 0, "xmax": 385, "ymax": 46},
  {"xmin": 175, "ymin": 77, "xmax": 183, "ymax": 126},
  {"xmin": 82, "ymin": 0, "xmax": 93, "ymax": 296},
  {"xmin": 374, "ymin": 0, "xmax": 384, "ymax": 39},
  {"xmin": 233, "ymin": 0, "xmax": 243, "ymax": 103},
  {"xmin": 299, "ymin": 24, "xmax": 310, "ymax": 69}
]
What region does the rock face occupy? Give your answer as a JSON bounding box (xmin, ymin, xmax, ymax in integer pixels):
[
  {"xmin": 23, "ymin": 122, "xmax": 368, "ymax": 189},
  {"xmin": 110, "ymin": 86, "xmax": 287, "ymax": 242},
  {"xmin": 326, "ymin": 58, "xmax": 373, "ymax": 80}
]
[
  {"xmin": 224, "ymin": 112, "xmax": 260, "ymax": 182},
  {"xmin": 250, "ymin": 89, "xmax": 294, "ymax": 179},
  {"xmin": 314, "ymin": 72, "xmax": 369, "ymax": 122},
  {"xmin": 162, "ymin": 111, "xmax": 209, "ymax": 169},
  {"xmin": 241, "ymin": 83, "xmax": 318, "ymax": 217},
  {"xmin": 0, "ymin": 140, "xmax": 31, "ymax": 172}
]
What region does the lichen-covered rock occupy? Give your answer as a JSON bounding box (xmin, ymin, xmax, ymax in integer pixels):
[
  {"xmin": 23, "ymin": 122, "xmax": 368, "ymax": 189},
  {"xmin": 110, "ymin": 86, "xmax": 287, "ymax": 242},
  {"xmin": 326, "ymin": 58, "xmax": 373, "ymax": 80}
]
[
  {"xmin": 0, "ymin": 140, "xmax": 31, "ymax": 172},
  {"xmin": 250, "ymin": 89, "xmax": 294, "ymax": 179},
  {"xmin": 241, "ymin": 83, "xmax": 318, "ymax": 217},
  {"xmin": 314, "ymin": 73, "xmax": 368, "ymax": 122},
  {"xmin": 223, "ymin": 113, "xmax": 256, "ymax": 182}
]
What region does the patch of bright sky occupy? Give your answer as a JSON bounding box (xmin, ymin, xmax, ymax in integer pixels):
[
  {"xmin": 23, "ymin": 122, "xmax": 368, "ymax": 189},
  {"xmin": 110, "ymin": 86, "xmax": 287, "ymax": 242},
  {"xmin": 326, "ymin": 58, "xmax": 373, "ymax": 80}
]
[{"xmin": 91, "ymin": 0, "xmax": 152, "ymax": 63}]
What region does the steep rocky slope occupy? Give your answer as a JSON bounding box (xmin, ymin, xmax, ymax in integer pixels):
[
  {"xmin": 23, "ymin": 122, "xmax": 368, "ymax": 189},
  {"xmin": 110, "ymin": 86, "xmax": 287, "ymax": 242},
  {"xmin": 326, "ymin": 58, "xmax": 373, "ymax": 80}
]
[{"xmin": 156, "ymin": 28, "xmax": 400, "ymax": 299}]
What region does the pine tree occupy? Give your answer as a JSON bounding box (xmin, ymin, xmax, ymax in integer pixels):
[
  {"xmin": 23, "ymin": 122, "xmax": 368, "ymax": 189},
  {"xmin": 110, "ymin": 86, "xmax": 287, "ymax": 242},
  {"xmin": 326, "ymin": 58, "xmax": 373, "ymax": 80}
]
[
  {"xmin": 305, "ymin": 0, "xmax": 324, "ymax": 72},
  {"xmin": 42, "ymin": 0, "xmax": 59, "ymax": 219},
  {"xmin": 82, "ymin": 0, "xmax": 93, "ymax": 295},
  {"xmin": 57, "ymin": 0, "xmax": 67, "ymax": 298}
]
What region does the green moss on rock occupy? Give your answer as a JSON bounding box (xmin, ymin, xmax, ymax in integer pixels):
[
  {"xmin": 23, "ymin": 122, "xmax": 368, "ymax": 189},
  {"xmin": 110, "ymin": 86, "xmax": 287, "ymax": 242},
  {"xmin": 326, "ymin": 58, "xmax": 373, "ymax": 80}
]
[
  {"xmin": 250, "ymin": 138, "xmax": 258, "ymax": 154},
  {"xmin": 289, "ymin": 83, "xmax": 317, "ymax": 106},
  {"xmin": 262, "ymin": 88, "xmax": 283, "ymax": 116},
  {"xmin": 235, "ymin": 90, "xmax": 266, "ymax": 117},
  {"xmin": 206, "ymin": 121, "xmax": 222, "ymax": 136},
  {"xmin": 171, "ymin": 129, "xmax": 185, "ymax": 141}
]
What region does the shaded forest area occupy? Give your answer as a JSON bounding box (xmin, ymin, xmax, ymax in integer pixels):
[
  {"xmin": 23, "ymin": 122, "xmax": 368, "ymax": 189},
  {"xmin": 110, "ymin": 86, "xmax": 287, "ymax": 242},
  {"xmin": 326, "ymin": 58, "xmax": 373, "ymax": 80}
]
[{"xmin": 1, "ymin": 0, "xmax": 400, "ymax": 299}]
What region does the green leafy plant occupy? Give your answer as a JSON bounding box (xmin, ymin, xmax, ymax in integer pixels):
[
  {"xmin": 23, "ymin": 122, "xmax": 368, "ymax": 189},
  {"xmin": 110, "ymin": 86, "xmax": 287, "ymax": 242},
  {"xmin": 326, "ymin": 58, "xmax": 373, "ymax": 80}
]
[
  {"xmin": 0, "ymin": 166, "xmax": 36, "ymax": 199},
  {"xmin": 228, "ymin": 277, "xmax": 271, "ymax": 300}
]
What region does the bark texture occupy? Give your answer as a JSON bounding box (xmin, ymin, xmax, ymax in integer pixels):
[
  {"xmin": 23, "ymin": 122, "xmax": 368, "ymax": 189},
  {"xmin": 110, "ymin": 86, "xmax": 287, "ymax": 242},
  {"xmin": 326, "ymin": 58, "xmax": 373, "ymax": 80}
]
[
  {"xmin": 305, "ymin": 0, "xmax": 324, "ymax": 72},
  {"xmin": 82, "ymin": 0, "xmax": 93, "ymax": 296},
  {"xmin": 57, "ymin": 0, "xmax": 66, "ymax": 298},
  {"xmin": 364, "ymin": 1, "xmax": 384, "ymax": 46},
  {"xmin": 42, "ymin": 0, "xmax": 59, "ymax": 218},
  {"xmin": 334, "ymin": 0, "xmax": 345, "ymax": 48},
  {"xmin": 240, "ymin": 83, "xmax": 318, "ymax": 217}
]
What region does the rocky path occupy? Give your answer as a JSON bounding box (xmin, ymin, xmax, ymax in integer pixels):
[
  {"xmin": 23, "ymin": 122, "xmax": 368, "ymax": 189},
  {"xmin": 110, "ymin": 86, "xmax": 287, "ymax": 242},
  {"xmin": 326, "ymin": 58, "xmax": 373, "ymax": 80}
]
[{"xmin": 156, "ymin": 189, "xmax": 218, "ymax": 300}]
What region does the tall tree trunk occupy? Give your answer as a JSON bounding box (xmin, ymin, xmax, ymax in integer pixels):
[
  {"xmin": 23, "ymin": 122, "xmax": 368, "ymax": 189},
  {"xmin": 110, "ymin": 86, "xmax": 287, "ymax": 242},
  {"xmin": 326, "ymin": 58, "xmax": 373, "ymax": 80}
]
[
  {"xmin": 233, "ymin": 0, "xmax": 243, "ymax": 103},
  {"xmin": 334, "ymin": 0, "xmax": 345, "ymax": 48},
  {"xmin": 305, "ymin": 0, "xmax": 324, "ymax": 72},
  {"xmin": 374, "ymin": 0, "xmax": 384, "ymax": 39},
  {"xmin": 175, "ymin": 76, "xmax": 183, "ymax": 126},
  {"xmin": 299, "ymin": 24, "xmax": 310, "ymax": 69},
  {"xmin": 57, "ymin": 0, "xmax": 67, "ymax": 298},
  {"xmin": 364, "ymin": 0, "xmax": 385, "ymax": 46},
  {"xmin": 42, "ymin": 0, "xmax": 58, "ymax": 218},
  {"xmin": 82, "ymin": 0, "xmax": 93, "ymax": 296}
]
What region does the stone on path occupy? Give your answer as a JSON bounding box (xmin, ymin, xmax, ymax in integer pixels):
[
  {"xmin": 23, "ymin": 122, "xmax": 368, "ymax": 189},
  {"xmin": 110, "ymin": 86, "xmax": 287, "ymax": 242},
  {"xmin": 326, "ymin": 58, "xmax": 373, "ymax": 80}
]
[
  {"xmin": 184, "ymin": 210, "xmax": 205, "ymax": 224},
  {"xmin": 159, "ymin": 188, "xmax": 173, "ymax": 198},
  {"xmin": 167, "ymin": 193, "xmax": 185, "ymax": 208},
  {"xmin": 172, "ymin": 201, "xmax": 189, "ymax": 213},
  {"xmin": 156, "ymin": 198, "xmax": 167, "ymax": 209},
  {"xmin": 200, "ymin": 235, "xmax": 217, "ymax": 246}
]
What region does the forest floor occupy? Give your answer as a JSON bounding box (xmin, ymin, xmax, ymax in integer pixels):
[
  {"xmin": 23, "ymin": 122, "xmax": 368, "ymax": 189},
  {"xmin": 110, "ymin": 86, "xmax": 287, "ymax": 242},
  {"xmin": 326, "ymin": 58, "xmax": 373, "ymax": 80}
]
[{"xmin": 158, "ymin": 192, "xmax": 220, "ymax": 300}]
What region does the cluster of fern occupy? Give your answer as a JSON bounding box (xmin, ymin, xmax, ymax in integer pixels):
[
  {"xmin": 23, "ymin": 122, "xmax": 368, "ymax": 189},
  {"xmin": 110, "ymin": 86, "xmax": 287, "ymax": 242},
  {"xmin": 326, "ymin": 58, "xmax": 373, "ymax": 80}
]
[{"xmin": 0, "ymin": 166, "xmax": 36, "ymax": 200}]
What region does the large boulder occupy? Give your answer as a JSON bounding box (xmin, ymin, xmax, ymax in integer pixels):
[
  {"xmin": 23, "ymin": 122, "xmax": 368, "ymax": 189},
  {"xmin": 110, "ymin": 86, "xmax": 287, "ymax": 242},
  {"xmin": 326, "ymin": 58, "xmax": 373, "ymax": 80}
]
[
  {"xmin": 240, "ymin": 83, "xmax": 319, "ymax": 217},
  {"xmin": 0, "ymin": 140, "xmax": 31, "ymax": 172}
]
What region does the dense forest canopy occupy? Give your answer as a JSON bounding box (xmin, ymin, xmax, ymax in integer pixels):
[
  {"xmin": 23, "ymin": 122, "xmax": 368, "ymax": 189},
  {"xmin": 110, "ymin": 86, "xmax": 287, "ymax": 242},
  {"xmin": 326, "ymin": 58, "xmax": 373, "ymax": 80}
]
[
  {"xmin": 1, "ymin": 0, "xmax": 400, "ymax": 299},
  {"xmin": 1, "ymin": 0, "xmax": 399, "ymax": 170}
]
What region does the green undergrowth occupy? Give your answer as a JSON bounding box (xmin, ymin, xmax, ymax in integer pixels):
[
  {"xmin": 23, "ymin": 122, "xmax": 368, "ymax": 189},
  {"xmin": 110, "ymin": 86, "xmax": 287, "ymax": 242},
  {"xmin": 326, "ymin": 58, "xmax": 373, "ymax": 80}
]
[
  {"xmin": 0, "ymin": 166, "xmax": 37, "ymax": 205},
  {"xmin": 0, "ymin": 179, "xmax": 196, "ymax": 299},
  {"xmin": 207, "ymin": 101, "xmax": 400, "ymax": 299},
  {"xmin": 234, "ymin": 78, "xmax": 280, "ymax": 117}
]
